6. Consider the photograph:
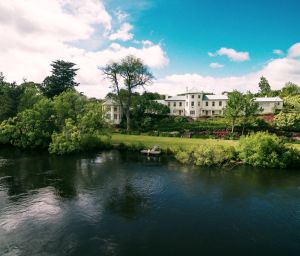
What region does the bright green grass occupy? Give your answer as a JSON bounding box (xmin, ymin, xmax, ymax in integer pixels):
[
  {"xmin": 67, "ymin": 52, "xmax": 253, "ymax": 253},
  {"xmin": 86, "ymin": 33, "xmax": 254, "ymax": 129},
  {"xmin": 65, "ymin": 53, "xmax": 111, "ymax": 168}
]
[
  {"xmin": 111, "ymin": 134, "xmax": 237, "ymax": 150},
  {"xmin": 111, "ymin": 133, "xmax": 300, "ymax": 151}
]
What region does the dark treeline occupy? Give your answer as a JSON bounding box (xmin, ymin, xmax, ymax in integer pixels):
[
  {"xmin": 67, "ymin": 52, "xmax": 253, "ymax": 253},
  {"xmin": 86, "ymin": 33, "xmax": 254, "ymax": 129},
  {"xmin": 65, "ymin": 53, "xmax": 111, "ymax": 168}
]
[{"xmin": 0, "ymin": 60, "xmax": 108, "ymax": 154}]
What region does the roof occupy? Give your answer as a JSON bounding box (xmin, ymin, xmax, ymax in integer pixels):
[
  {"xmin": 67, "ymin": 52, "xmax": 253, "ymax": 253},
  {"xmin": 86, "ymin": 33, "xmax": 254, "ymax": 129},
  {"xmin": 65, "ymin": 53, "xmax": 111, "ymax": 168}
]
[
  {"xmin": 102, "ymin": 98, "xmax": 120, "ymax": 105},
  {"xmin": 165, "ymin": 95, "xmax": 186, "ymax": 101},
  {"xmin": 254, "ymin": 97, "xmax": 283, "ymax": 102},
  {"xmin": 154, "ymin": 99, "xmax": 166, "ymax": 105},
  {"xmin": 203, "ymin": 95, "xmax": 228, "ymax": 100}
]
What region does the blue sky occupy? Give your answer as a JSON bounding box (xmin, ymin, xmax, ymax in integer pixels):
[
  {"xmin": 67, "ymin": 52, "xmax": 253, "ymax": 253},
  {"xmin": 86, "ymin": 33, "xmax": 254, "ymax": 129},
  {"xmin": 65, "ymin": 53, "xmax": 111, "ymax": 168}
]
[
  {"xmin": 106, "ymin": 0, "xmax": 300, "ymax": 77},
  {"xmin": 1, "ymin": 0, "xmax": 300, "ymax": 97}
]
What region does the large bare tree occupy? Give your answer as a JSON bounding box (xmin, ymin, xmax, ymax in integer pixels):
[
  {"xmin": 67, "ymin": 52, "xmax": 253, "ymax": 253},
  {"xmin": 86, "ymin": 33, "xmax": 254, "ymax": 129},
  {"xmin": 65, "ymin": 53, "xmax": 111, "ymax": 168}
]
[{"xmin": 102, "ymin": 56, "xmax": 154, "ymax": 132}]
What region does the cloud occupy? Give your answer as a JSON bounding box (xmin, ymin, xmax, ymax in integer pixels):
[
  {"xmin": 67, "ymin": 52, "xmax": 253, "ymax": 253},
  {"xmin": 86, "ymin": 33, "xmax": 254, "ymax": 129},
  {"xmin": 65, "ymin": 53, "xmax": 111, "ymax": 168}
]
[
  {"xmin": 0, "ymin": 0, "xmax": 168, "ymax": 98},
  {"xmin": 108, "ymin": 22, "xmax": 134, "ymax": 41},
  {"xmin": 288, "ymin": 43, "xmax": 300, "ymax": 58},
  {"xmin": 115, "ymin": 10, "xmax": 128, "ymax": 22},
  {"xmin": 273, "ymin": 49, "xmax": 283, "ymax": 55},
  {"xmin": 209, "ymin": 62, "xmax": 224, "ymax": 69},
  {"xmin": 149, "ymin": 43, "xmax": 300, "ymax": 96},
  {"xmin": 209, "ymin": 47, "xmax": 250, "ymax": 62}
]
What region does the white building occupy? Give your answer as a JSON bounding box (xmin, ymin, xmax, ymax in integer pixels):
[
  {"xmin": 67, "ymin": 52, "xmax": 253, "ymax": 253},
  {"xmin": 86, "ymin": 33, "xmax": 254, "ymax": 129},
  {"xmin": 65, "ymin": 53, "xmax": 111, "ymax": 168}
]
[
  {"xmin": 103, "ymin": 88, "xmax": 283, "ymax": 124},
  {"xmin": 102, "ymin": 98, "xmax": 122, "ymax": 125}
]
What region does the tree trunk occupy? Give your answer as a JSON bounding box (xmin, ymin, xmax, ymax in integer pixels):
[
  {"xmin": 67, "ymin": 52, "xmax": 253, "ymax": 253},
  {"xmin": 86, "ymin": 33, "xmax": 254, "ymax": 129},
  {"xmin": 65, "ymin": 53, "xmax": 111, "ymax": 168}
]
[
  {"xmin": 231, "ymin": 120, "xmax": 235, "ymax": 133},
  {"xmin": 126, "ymin": 109, "xmax": 130, "ymax": 132}
]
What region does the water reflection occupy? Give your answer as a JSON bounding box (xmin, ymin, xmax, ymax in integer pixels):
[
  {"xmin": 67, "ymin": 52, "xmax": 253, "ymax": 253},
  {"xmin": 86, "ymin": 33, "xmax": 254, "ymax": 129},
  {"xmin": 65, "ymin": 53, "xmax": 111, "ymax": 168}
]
[
  {"xmin": 107, "ymin": 182, "xmax": 148, "ymax": 219},
  {"xmin": 0, "ymin": 148, "xmax": 300, "ymax": 256}
]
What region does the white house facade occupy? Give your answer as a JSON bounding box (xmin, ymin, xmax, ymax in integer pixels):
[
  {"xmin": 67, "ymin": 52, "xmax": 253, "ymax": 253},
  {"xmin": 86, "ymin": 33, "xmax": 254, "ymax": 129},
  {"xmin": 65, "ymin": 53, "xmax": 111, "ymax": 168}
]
[{"xmin": 103, "ymin": 88, "xmax": 283, "ymax": 124}]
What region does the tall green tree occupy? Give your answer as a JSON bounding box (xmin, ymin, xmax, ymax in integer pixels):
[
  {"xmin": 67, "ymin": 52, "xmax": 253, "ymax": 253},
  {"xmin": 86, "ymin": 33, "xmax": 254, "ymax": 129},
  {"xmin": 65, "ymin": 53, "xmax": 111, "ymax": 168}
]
[
  {"xmin": 241, "ymin": 92, "xmax": 261, "ymax": 134},
  {"xmin": 103, "ymin": 55, "xmax": 154, "ymax": 132},
  {"xmin": 224, "ymin": 90, "xmax": 244, "ymax": 133},
  {"xmin": 41, "ymin": 60, "xmax": 79, "ymax": 98},
  {"xmin": 258, "ymin": 76, "xmax": 271, "ymax": 96},
  {"xmin": 280, "ymin": 82, "xmax": 300, "ymax": 97}
]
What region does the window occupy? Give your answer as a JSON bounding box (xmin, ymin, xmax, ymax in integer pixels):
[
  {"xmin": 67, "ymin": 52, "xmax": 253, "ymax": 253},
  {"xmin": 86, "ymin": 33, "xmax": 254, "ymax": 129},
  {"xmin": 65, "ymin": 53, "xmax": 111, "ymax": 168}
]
[
  {"xmin": 179, "ymin": 102, "xmax": 182, "ymax": 107},
  {"xmin": 179, "ymin": 110, "xmax": 182, "ymax": 115},
  {"xmin": 173, "ymin": 102, "xmax": 176, "ymax": 107},
  {"xmin": 205, "ymin": 101, "xmax": 208, "ymax": 106},
  {"xmin": 186, "ymin": 95, "xmax": 188, "ymax": 99},
  {"xmin": 114, "ymin": 107, "xmax": 117, "ymax": 112},
  {"xmin": 198, "ymin": 102, "xmax": 200, "ymax": 106},
  {"xmin": 190, "ymin": 110, "xmax": 195, "ymax": 115},
  {"xmin": 219, "ymin": 101, "xmax": 222, "ymax": 106},
  {"xmin": 212, "ymin": 101, "xmax": 215, "ymax": 107},
  {"xmin": 198, "ymin": 95, "xmax": 201, "ymax": 99},
  {"xmin": 191, "ymin": 101, "xmax": 194, "ymax": 107},
  {"xmin": 168, "ymin": 102, "xmax": 170, "ymax": 107},
  {"xmin": 114, "ymin": 114, "xmax": 118, "ymax": 120},
  {"xmin": 212, "ymin": 111, "xmax": 215, "ymax": 115},
  {"xmin": 192, "ymin": 95, "xmax": 194, "ymax": 98},
  {"xmin": 205, "ymin": 111, "xmax": 208, "ymax": 115}
]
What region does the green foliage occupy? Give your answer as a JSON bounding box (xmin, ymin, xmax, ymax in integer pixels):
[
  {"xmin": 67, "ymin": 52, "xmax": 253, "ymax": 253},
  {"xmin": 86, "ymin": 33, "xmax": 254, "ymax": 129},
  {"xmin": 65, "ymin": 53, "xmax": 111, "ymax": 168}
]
[
  {"xmin": 241, "ymin": 92, "xmax": 261, "ymax": 134},
  {"xmin": 49, "ymin": 119, "xmax": 81, "ymax": 154},
  {"xmin": 49, "ymin": 119, "xmax": 110, "ymax": 155},
  {"xmin": 0, "ymin": 78, "xmax": 23, "ymax": 121},
  {"xmin": 237, "ymin": 132, "xmax": 300, "ymax": 168},
  {"xmin": 17, "ymin": 83, "xmax": 44, "ymax": 112},
  {"xmin": 224, "ymin": 90, "xmax": 244, "ymax": 132},
  {"xmin": 41, "ymin": 60, "xmax": 79, "ymax": 98},
  {"xmin": 280, "ymin": 82, "xmax": 300, "ymax": 97},
  {"xmin": 283, "ymin": 95, "xmax": 300, "ymax": 112},
  {"xmin": 273, "ymin": 112, "xmax": 300, "ymax": 131},
  {"xmin": 103, "ymin": 55, "xmax": 154, "ymax": 131},
  {"xmin": 172, "ymin": 145, "xmax": 236, "ymax": 166},
  {"xmin": 258, "ymin": 76, "xmax": 271, "ymax": 96},
  {"xmin": 53, "ymin": 90, "xmax": 88, "ymax": 128},
  {"xmin": 0, "ymin": 99, "xmax": 55, "ymax": 148}
]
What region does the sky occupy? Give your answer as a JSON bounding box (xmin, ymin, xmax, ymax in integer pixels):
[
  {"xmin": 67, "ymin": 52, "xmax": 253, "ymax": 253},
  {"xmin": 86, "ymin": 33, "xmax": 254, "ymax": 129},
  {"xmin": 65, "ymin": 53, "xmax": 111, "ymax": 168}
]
[{"xmin": 1, "ymin": 0, "xmax": 300, "ymax": 98}]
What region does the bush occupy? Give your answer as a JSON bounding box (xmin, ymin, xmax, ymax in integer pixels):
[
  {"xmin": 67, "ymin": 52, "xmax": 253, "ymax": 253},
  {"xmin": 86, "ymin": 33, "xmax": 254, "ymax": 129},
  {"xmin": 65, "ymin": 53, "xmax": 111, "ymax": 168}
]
[
  {"xmin": 49, "ymin": 119, "xmax": 111, "ymax": 155},
  {"xmin": 237, "ymin": 132, "xmax": 300, "ymax": 168},
  {"xmin": 172, "ymin": 145, "xmax": 236, "ymax": 167}
]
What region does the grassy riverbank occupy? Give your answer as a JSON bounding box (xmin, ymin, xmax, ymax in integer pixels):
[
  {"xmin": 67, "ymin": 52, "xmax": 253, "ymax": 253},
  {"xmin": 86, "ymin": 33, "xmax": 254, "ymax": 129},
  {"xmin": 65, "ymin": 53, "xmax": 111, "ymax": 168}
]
[{"xmin": 111, "ymin": 133, "xmax": 300, "ymax": 151}]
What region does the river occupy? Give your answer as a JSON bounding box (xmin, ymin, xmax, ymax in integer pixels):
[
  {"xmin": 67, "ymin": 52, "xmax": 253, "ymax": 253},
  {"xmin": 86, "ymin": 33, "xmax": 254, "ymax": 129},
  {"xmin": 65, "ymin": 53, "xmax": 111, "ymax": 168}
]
[{"xmin": 0, "ymin": 149, "xmax": 300, "ymax": 256}]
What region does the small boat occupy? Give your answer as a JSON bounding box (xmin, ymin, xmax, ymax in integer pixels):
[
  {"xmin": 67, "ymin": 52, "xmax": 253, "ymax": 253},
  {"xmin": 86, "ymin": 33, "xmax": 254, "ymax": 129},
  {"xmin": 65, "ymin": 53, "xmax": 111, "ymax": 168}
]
[{"xmin": 141, "ymin": 145, "xmax": 161, "ymax": 155}]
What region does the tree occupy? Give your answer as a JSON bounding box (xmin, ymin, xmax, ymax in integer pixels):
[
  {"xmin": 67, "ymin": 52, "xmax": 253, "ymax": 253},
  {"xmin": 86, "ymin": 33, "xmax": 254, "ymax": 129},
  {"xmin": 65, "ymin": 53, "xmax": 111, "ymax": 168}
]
[
  {"xmin": 224, "ymin": 90, "xmax": 244, "ymax": 133},
  {"xmin": 258, "ymin": 76, "xmax": 271, "ymax": 96},
  {"xmin": 18, "ymin": 82, "xmax": 44, "ymax": 112},
  {"xmin": 280, "ymin": 82, "xmax": 300, "ymax": 97},
  {"xmin": 52, "ymin": 90, "xmax": 88, "ymax": 128},
  {"xmin": 241, "ymin": 92, "xmax": 261, "ymax": 134},
  {"xmin": 41, "ymin": 60, "xmax": 79, "ymax": 98},
  {"xmin": 103, "ymin": 55, "xmax": 154, "ymax": 132}
]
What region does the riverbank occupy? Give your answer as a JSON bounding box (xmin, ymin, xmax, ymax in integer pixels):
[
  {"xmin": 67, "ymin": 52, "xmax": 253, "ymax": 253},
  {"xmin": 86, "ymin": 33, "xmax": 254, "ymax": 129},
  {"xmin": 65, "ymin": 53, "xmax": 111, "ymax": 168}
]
[{"xmin": 111, "ymin": 133, "xmax": 300, "ymax": 151}]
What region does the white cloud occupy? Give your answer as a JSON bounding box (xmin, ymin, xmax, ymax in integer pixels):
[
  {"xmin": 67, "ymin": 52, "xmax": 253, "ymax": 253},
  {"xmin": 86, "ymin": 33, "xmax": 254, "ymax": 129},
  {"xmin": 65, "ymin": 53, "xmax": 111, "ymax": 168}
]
[
  {"xmin": 115, "ymin": 10, "xmax": 129, "ymax": 22},
  {"xmin": 0, "ymin": 0, "xmax": 168, "ymax": 98},
  {"xmin": 209, "ymin": 47, "xmax": 250, "ymax": 62},
  {"xmin": 149, "ymin": 43, "xmax": 300, "ymax": 96},
  {"xmin": 108, "ymin": 22, "xmax": 134, "ymax": 41},
  {"xmin": 288, "ymin": 43, "xmax": 300, "ymax": 58},
  {"xmin": 273, "ymin": 49, "xmax": 283, "ymax": 55},
  {"xmin": 209, "ymin": 62, "xmax": 224, "ymax": 69}
]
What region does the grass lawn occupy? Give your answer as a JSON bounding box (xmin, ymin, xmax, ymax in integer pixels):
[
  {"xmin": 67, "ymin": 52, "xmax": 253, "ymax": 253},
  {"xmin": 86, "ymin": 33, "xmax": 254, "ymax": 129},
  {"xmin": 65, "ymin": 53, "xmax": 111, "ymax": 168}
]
[
  {"xmin": 111, "ymin": 133, "xmax": 237, "ymax": 150},
  {"xmin": 111, "ymin": 133, "xmax": 300, "ymax": 151}
]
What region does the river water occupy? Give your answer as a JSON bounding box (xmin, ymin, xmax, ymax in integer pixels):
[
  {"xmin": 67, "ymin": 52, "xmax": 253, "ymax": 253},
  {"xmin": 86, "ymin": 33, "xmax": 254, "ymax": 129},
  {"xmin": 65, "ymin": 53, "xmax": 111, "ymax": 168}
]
[{"xmin": 0, "ymin": 149, "xmax": 300, "ymax": 256}]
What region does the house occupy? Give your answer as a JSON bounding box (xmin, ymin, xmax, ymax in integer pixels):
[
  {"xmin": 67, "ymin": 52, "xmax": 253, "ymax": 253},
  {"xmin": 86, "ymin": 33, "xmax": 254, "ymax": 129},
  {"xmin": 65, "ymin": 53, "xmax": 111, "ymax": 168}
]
[
  {"xmin": 103, "ymin": 88, "xmax": 283, "ymax": 123},
  {"xmin": 102, "ymin": 98, "xmax": 122, "ymax": 125}
]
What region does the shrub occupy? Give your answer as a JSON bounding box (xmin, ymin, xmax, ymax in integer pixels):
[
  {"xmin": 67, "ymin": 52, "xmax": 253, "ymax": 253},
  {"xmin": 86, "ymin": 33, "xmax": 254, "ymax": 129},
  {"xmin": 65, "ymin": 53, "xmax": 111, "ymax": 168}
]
[
  {"xmin": 172, "ymin": 145, "xmax": 236, "ymax": 167},
  {"xmin": 237, "ymin": 132, "xmax": 300, "ymax": 168}
]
